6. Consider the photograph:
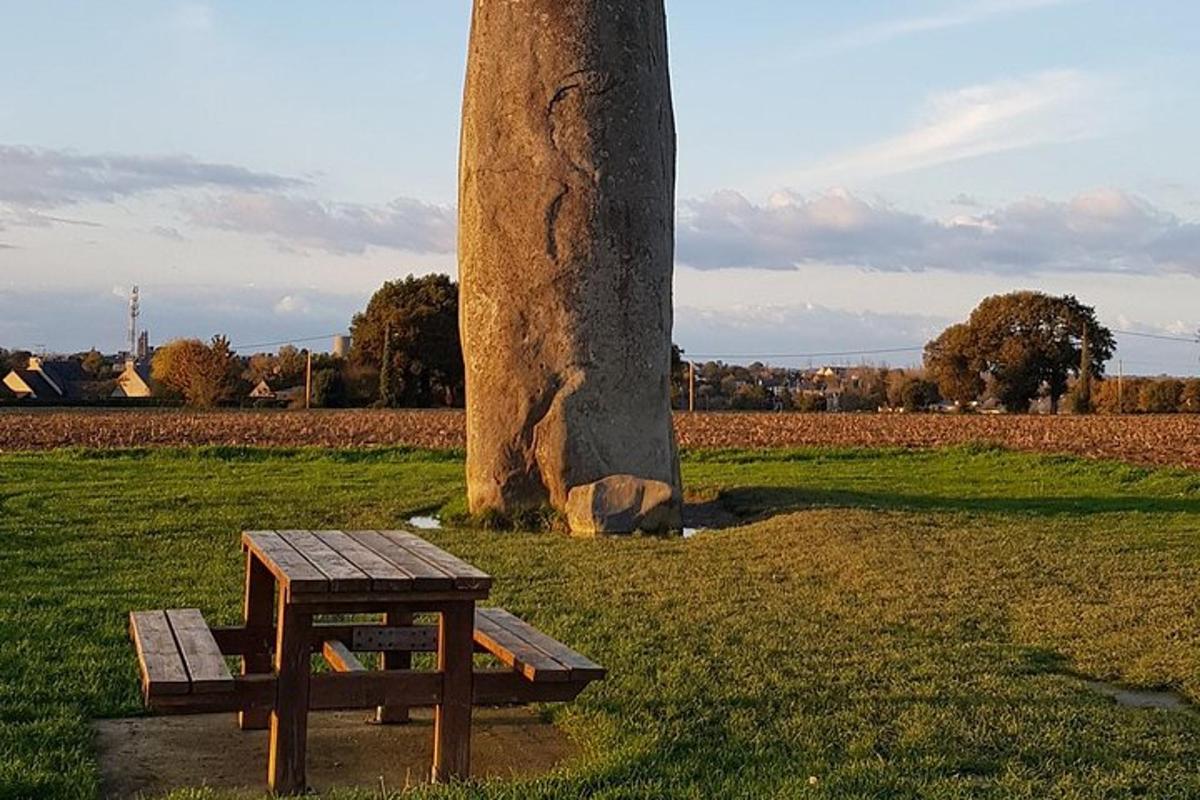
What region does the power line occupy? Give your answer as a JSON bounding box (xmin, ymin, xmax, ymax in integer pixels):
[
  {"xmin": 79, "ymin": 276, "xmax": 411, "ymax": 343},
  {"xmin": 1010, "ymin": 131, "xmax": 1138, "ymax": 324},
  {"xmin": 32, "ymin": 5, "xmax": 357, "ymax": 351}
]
[
  {"xmin": 686, "ymin": 345, "xmax": 925, "ymax": 360},
  {"xmin": 230, "ymin": 333, "xmax": 345, "ymax": 351},
  {"xmin": 1112, "ymin": 328, "xmax": 1198, "ymax": 344}
]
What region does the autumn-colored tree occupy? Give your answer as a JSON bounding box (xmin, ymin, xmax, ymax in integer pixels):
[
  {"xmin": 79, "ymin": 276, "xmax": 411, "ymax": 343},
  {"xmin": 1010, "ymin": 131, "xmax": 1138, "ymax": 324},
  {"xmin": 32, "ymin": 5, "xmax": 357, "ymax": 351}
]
[
  {"xmin": 924, "ymin": 323, "xmax": 983, "ymax": 408},
  {"xmin": 350, "ymin": 274, "xmax": 462, "ymax": 407},
  {"xmin": 1183, "ymin": 379, "xmax": 1200, "ymax": 413},
  {"xmin": 1139, "ymin": 379, "xmax": 1183, "ymax": 413},
  {"xmin": 151, "ymin": 336, "xmax": 240, "ymax": 407},
  {"xmin": 925, "ymin": 292, "xmax": 1114, "ymax": 412}
]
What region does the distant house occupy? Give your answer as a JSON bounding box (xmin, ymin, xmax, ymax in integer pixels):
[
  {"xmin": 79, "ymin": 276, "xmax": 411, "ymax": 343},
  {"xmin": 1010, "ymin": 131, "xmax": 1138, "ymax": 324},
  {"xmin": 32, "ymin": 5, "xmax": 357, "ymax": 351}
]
[
  {"xmin": 2, "ymin": 356, "xmax": 86, "ymax": 401},
  {"xmin": 249, "ymin": 379, "xmax": 277, "ymax": 400},
  {"xmin": 112, "ymin": 360, "xmax": 154, "ymax": 398},
  {"xmin": 249, "ymin": 380, "xmax": 304, "ymax": 404}
]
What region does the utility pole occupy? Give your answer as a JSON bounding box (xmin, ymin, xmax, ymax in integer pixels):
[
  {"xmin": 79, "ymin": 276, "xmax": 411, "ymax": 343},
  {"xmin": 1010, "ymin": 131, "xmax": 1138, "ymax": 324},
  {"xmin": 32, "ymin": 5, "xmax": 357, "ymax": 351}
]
[
  {"xmin": 1117, "ymin": 359, "xmax": 1124, "ymax": 415},
  {"xmin": 688, "ymin": 361, "xmax": 696, "ymax": 412},
  {"xmin": 304, "ymin": 349, "xmax": 313, "ymax": 410}
]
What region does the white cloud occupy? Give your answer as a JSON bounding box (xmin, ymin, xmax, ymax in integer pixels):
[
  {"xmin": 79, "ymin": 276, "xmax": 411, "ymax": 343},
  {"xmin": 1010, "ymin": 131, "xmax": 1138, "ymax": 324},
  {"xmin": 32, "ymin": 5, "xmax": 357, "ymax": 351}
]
[
  {"xmin": 185, "ymin": 193, "xmax": 456, "ymax": 255},
  {"xmin": 0, "ymin": 145, "xmax": 302, "ymax": 210},
  {"xmin": 790, "ymin": 70, "xmax": 1103, "ymax": 185},
  {"xmin": 677, "ymin": 187, "xmax": 1200, "ymax": 276},
  {"xmin": 818, "ymin": 0, "xmax": 1085, "ymax": 53},
  {"xmin": 273, "ymin": 295, "xmax": 311, "ymax": 316}
]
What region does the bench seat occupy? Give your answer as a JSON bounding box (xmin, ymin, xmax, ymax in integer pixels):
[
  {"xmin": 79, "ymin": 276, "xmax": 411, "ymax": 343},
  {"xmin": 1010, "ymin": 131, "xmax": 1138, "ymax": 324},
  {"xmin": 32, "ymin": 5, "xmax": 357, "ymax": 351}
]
[
  {"xmin": 129, "ymin": 609, "xmax": 234, "ymax": 702},
  {"xmin": 474, "ymin": 607, "xmax": 606, "ymax": 684}
]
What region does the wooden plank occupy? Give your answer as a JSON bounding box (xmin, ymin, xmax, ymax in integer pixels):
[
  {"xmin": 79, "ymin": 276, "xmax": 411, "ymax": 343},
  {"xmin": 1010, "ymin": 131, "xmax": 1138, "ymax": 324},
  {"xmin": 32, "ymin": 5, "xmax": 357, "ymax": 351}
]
[
  {"xmin": 376, "ymin": 608, "xmax": 413, "ymax": 724},
  {"xmin": 383, "ymin": 530, "xmax": 493, "ymax": 591},
  {"xmin": 242, "ymin": 531, "xmax": 328, "ymax": 594},
  {"xmin": 481, "ymin": 608, "xmax": 606, "ymax": 682},
  {"xmin": 279, "ymin": 530, "xmax": 370, "ymax": 592},
  {"xmin": 322, "ymin": 640, "xmax": 367, "ymax": 673},
  {"xmin": 240, "ymin": 552, "xmax": 274, "ymax": 730},
  {"xmin": 129, "ymin": 610, "xmax": 189, "ymax": 698},
  {"xmin": 165, "ymin": 609, "xmax": 234, "ymax": 693},
  {"xmin": 312, "ymin": 530, "xmax": 414, "ymax": 592},
  {"xmin": 269, "ymin": 602, "xmax": 313, "ymax": 795},
  {"xmin": 352, "ymin": 623, "xmax": 438, "ymax": 653},
  {"xmin": 147, "ymin": 671, "xmax": 590, "ymax": 714},
  {"xmin": 433, "ymin": 601, "xmax": 475, "ymax": 783},
  {"xmin": 345, "ymin": 530, "xmax": 454, "ymax": 591},
  {"xmin": 281, "ymin": 593, "xmax": 489, "ymax": 613},
  {"xmin": 473, "ymin": 609, "xmax": 570, "ymax": 683}
]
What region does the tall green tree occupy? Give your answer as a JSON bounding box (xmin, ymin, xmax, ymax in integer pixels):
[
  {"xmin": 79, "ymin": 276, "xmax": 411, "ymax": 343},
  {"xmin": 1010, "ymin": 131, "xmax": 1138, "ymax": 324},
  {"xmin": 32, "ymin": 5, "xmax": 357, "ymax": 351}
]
[
  {"xmin": 379, "ymin": 323, "xmax": 397, "ymax": 408},
  {"xmin": 351, "ymin": 274, "xmax": 462, "ymax": 407},
  {"xmin": 925, "ymin": 292, "xmax": 1114, "ymax": 412}
]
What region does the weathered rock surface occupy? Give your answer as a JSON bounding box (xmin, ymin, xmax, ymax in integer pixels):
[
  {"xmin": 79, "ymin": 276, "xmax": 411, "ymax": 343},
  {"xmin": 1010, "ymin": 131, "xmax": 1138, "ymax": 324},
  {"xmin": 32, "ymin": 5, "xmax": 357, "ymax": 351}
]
[
  {"xmin": 565, "ymin": 475, "xmax": 681, "ymax": 535},
  {"xmin": 459, "ymin": 0, "xmax": 682, "ymax": 525}
]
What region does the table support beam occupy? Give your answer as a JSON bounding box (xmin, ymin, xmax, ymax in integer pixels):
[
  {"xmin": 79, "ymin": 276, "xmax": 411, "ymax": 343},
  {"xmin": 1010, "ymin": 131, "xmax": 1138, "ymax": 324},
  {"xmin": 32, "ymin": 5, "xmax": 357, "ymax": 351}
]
[
  {"xmin": 432, "ymin": 601, "xmax": 474, "ymax": 782},
  {"xmin": 239, "ymin": 552, "xmax": 274, "ymax": 731},
  {"xmin": 376, "ymin": 607, "xmax": 413, "ymax": 724},
  {"xmin": 268, "ymin": 598, "xmax": 312, "ymax": 796}
]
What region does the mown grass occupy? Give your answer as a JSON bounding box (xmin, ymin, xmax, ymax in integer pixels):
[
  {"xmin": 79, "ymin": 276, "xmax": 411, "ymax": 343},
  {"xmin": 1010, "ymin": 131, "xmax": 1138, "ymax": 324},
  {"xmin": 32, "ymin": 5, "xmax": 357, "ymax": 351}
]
[{"xmin": 1, "ymin": 445, "xmax": 1199, "ymax": 799}]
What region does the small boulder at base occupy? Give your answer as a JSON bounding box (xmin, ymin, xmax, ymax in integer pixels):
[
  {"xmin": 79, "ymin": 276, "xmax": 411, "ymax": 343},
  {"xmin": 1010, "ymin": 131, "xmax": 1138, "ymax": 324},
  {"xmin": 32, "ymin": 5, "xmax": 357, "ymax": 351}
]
[{"xmin": 566, "ymin": 475, "xmax": 682, "ymax": 535}]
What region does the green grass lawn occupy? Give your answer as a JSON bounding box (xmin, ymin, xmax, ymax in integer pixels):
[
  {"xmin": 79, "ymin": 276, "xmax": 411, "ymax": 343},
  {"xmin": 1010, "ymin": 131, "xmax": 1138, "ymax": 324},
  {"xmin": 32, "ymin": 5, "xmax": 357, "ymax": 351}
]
[{"xmin": 2, "ymin": 445, "xmax": 1200, "ymax": 799}]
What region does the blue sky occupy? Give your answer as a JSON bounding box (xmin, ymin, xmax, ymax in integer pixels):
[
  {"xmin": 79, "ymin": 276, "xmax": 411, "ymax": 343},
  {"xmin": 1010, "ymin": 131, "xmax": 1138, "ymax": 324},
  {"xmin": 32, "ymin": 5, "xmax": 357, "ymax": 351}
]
[{"xmin": 1, "ymin": 0, "xmax": 1198, "ymax": 374}]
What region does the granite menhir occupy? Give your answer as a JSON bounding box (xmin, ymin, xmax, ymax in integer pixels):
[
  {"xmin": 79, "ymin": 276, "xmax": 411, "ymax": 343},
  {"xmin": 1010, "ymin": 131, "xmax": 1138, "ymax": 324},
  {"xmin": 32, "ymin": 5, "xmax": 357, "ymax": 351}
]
[{"xmin": 458, "ymin": 0, "xmax": 681, "ymax": 531}]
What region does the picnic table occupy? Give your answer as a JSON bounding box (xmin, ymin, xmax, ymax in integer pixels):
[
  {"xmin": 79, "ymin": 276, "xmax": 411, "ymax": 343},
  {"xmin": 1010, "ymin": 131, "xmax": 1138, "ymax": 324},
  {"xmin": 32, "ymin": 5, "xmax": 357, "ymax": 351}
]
[{"xmin": 129, "ymin": 529, "xmax": 604, "ymax": 795}]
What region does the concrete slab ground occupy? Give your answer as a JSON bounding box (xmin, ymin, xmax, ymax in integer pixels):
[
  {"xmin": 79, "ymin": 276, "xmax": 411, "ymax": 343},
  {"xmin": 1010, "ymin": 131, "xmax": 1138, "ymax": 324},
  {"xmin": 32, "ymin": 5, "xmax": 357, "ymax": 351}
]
[{"xmin": 94, "ymin": 707, "xmax": 577, "ymax": 798}]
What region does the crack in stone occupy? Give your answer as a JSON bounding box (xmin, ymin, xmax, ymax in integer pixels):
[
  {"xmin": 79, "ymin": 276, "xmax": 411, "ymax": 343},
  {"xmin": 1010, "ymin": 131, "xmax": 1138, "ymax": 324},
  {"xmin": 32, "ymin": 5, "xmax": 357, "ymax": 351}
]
[{"xmin": 545, "ymin": 184, "xmax": 569, "ymax": 261}]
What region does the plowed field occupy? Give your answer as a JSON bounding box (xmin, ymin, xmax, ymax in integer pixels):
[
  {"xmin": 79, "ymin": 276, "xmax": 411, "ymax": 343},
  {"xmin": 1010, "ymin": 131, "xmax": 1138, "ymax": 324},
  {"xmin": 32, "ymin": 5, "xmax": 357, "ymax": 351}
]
[{"xmin": 2, "ymin": 409, "xmax": 1199, "ymax": 470}]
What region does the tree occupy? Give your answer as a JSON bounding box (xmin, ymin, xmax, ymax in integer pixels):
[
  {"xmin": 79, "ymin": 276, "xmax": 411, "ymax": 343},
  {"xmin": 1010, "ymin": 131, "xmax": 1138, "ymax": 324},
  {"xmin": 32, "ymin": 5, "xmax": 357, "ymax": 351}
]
[
  {"xmin": 1182, "ymin": 379, "xmax": 1200, "ymax": 413},
  {"xmin": 1069, "ymin": 328, "xmax": 1094, "ymax": 414},
  {"xmin": 1139, "ymin": 379, "xmax": 1182, "ymax": 413},
  {"xmin": 924, "ymin": 324, "xmax": 983, "ymax": 407},
  {"xmin": 378, "ymin": 323, "xmax": 398, "ymax": 408},
  {"xmin": 151, "ymin": 336, "xmax": 240, "ymax": 407},
  {"xmin": 925, "ymin": 292, "xmax": 1114, "ymax": 413},
  {"xmin": 80, "ymin": 349, "xmax": 107, "ymax": 378},
  {"xmin": 350, "ymin": 274, "xmax": 462, "ymax": 407}
]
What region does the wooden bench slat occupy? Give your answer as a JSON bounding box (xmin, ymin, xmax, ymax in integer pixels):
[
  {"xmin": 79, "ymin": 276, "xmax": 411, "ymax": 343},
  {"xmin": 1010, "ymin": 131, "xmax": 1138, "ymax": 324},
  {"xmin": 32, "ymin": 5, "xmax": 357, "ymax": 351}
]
[
  {"xmin": 312, "ymin": 530, "xmax": 415, "ymax": 592},
  {"xmin": 129, "ymin": 610, "xmax": 189, "ymax": 697},
  {"xmin": 345, "ymin": 531, "xmax": 454, "ymax": 591},
  {"xmin": 280, "ymin": 530, "xmax": 371, "ymax": 592},
  {"xmin": 479, "ymin": 608, "xmax": 606, "ymax": 682},
  {"xmin": 242, "ymin": 531, "xmax": 329, "ymax": 593},
  {"xmin": 473, "ymin": 609, "xmax": 570, "ymax": 683},
  {"xmin": 165, "ymin": 609, "xmax": 235, "ymax": 693},
  {"xmin": 384, "ymin": 530, "xmax": 493, "ymax": 591}
]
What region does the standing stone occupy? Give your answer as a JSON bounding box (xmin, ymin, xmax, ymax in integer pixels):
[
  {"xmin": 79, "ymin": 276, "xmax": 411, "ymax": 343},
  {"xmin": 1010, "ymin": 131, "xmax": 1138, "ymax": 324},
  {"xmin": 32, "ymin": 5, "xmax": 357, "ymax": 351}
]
[{"xmin": 459, "ymin": 0, "xmax": 681, "ymax": 530}]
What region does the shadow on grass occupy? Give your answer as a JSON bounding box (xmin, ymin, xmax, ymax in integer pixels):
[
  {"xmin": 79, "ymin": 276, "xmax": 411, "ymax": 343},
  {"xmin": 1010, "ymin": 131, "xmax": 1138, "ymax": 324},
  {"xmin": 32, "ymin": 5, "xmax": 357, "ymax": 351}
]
[{"xmin": 719, "ymin": 485, "xmax": 1200, "ymax": 520}]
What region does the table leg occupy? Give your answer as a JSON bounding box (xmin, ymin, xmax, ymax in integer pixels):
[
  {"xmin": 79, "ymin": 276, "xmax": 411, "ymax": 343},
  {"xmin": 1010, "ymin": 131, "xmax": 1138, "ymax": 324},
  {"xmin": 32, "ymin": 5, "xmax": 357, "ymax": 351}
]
[
  {"xmin": 268, "ymin": 596, "xmax": 312, "ymax": 795},
  {"xmin": 432, "ymin": 601, "xmax": 474, "ymax": 783},
  {"xmin": 375, "ymin": 607, "xmax": 413, "ymax": 724},
  {"xmin": 240, "ymin": 551, "xmax": 274, "ymax": 731}
]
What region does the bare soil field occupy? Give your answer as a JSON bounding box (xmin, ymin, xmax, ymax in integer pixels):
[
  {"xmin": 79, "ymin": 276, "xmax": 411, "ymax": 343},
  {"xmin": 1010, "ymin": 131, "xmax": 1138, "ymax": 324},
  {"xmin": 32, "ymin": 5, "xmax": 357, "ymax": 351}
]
[{"xmin": 1, "ymin": 408, "xmax": 1199, "ymax": 470}]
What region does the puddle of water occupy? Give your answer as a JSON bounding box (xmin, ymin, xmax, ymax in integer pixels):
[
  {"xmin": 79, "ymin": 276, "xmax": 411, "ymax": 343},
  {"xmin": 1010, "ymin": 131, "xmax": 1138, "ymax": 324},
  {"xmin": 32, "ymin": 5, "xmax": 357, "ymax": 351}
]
[
  {"xmin": 682, "ymin": 527, "xmax": 703, "ymax": 539},
  {"xmin": 1084, "ymin": 680, "xmax": 1193, "ymax": 712},
  {"xmin": 408, "ymin": 516, "xmax": 442, "ymax": 530}
]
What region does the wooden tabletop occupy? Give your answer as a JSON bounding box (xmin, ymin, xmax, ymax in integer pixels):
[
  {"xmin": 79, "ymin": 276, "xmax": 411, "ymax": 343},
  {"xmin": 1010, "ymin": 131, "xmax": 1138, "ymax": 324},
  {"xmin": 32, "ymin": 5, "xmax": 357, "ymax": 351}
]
[{"xmin": 241, "ymin": 530, "xmax": 492, "ymax": 596}]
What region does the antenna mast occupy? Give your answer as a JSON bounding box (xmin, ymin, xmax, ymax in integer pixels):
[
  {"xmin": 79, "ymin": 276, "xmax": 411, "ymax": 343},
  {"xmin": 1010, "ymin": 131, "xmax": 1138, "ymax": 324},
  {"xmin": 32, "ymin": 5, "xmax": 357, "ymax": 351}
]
[{"xmin": 128, "ymin": 286, "xmax": 140, "ymax": 357}]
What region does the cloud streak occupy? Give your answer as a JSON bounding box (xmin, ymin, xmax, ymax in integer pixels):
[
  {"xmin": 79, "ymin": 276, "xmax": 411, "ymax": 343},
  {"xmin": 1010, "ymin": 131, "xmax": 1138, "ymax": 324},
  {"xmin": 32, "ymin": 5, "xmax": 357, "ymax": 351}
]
[
  {"xmin": 0, "ymin": 145, "xmax": 303, "ymax": 209},
  {"xmin": 819, "ymin": 0, "xmax": 1085, "ymax": 53},
  {"xmin": 185, "ymin": 192, "xmax": 456, "ymax": 255},
  {"xmin": 789, "ymin": 70, "xmax": 1103, "ymax": 185},
  {"xmin": 677, "ymin": 187, "xmax": 1200, "ymax": 276}
]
